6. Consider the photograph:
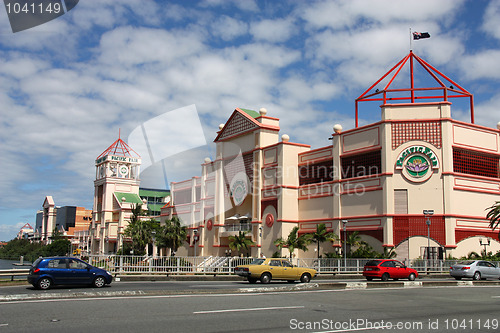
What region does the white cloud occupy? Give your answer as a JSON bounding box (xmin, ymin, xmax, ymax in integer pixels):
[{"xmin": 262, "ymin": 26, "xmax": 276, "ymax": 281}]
[
  {"xmin": 482, "ymin": 1, "xmax": 500, "ymax": 40},
  {"xmin": 459, "ymin": 50, "xmax": 500, "ymax": 80},
  {"xmin": 201, "ymin": 0, "xmax": 259, "ymax": 12},
  {"xmin": 250, "ymin": 18, "xmax": 296, "ymax": 43},
  {"xmin": 211, "ymin": 15, "xmax": 248, "ymax": 41},
  {"xmin": 300, "ymin": 0, "xmax": 464, "ymax": 30}
]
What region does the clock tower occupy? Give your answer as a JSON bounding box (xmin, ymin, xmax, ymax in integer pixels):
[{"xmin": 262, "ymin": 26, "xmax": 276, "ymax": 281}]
[{"xmin": 91, "ymin": 134, "xmax": 143, "ymax": 254}]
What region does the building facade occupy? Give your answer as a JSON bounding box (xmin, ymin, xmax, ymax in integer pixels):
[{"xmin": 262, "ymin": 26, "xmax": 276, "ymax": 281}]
[
  {"xmin": 162, "ymin": 52, "xmax": 500, "ymax": 260},
  {"xmin": 33, "ymin": 196, "xmax": 92, "ymax": 245},
  {"xmin": 89, "ymin": 136, "xmax": 145, "ymax": 254}
]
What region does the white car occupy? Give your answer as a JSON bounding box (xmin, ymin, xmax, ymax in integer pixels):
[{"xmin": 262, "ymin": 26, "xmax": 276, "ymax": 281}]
[{"xmin": 449, "ymin": 260, "xmax": 500, "ymax": 280}]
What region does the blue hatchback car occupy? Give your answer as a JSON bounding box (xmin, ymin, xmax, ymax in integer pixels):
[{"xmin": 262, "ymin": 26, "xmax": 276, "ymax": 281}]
[{"xmin": 28, "ymin": 257, "xmax": 113, "ymax": 290}]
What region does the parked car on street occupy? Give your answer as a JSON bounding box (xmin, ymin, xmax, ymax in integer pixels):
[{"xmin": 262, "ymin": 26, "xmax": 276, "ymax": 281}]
[
  {"xmin": 363, "ymin": 259, "xmax": 418, "ymax": 281},
  {"xmin": 449, "ymin": 260, "xmax": 500, "ymax": 280},
  {"xmin": 234, "ymin": 258, "xmax": 317, "ymax": 284},
  {"xmin": 28, "ymin": 257, "xmax": 113, "ymax": 290}
]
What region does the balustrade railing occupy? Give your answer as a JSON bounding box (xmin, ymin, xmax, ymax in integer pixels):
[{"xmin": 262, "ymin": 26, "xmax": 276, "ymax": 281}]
[{"xmin": 83, "ymin": 255, "xmax": 498, "ymax": 275}]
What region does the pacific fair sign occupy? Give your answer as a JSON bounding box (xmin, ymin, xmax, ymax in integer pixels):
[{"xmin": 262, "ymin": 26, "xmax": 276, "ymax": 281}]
[{"xmin": 95, "ymin": 155, "xmax": 141, "ymax": 165}]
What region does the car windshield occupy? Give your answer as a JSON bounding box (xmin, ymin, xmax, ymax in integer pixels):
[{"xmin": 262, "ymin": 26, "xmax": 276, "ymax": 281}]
[
  {"xmin": 457, "ymin": 261, "xmax": 475, "ymax": 265},
  {"xmin": 249, "ymin": 258, "xmax": 265, "ymax": 265}
]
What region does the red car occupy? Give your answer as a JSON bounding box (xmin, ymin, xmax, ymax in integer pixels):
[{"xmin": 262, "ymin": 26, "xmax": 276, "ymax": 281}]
[{"xmin": 363, "ymin": 259, "xmax": 418, "ymax": 281}]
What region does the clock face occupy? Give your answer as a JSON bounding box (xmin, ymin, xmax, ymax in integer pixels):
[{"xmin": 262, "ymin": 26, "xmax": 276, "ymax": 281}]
[{"xmin": 119, "ymin": 165, "xmax": 128, "ymax": 176}]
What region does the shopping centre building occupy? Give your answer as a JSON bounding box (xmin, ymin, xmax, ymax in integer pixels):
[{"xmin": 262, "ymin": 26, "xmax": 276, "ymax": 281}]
[{"xmin": 162, "ymin": 51, "xmax": 500, "ymax": 260}]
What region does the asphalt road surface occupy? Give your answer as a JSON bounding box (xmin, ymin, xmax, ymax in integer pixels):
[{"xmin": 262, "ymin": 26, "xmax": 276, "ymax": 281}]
[
  {"xmin": 0, "ymin": 278, "xmax": 350, "ymax": 296},
  {"xmin": 1, "ymin": 285, "xmax": 499, "ymax": 332}
]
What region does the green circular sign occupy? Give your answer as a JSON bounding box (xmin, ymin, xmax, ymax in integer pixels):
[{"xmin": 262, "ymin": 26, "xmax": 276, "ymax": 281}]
[{"xmin": 405, "ymin": 155, "xmax": 429, "ymax": 178}]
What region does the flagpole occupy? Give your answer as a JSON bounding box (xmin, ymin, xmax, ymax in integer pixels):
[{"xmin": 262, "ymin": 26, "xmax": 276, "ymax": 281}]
[{"xmin": 409, "ymin": 28, "xmax": 412, "ymax": 51}]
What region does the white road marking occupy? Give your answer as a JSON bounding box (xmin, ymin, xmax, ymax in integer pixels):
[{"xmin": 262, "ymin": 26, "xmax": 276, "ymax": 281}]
[{"xmin": 194, "ymin": 305, "xmax": 304, "ymax": 314}]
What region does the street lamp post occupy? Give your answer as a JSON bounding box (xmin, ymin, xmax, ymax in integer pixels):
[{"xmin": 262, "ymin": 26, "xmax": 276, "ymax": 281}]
[
  {"xmin": 193, "ymin": 229, "xmax": 198, "ymax": 258},
  {"xmin": 151, "ymin": 230, "xmax": 156, "ymax": 258},
  {"xmin": 479, "ymin": 238, "xmax": 491, "ymax": 256},
  {"xmin": 342, "ymin": 220, "xmax": 348, "ymax": 271},
  {"xmin": 423, "ymin": 210, "xmax": 434, "ymax": 273},
  {"xmin": 259, "ymin": 227, "xmax": 263, "ymax": 258}
]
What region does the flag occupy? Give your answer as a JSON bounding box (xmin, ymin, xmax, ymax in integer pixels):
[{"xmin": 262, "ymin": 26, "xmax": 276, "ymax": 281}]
[{"xmin": 413, "ymin": 32, "xmax": 430, "ymax": 40}]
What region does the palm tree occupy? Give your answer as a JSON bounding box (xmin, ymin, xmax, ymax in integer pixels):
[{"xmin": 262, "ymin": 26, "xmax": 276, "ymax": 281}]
[
  {"xmin": 228, "ymin": 231, "xmax": 255, "ymax": 257},
  {"xmin": 157, "ymin": 216, "xmax": 187, "ymax": 255},
  {"xmin": 274, "ymin": 226, "xmax": 312, "ymax": 258},
  {"xmin": 380, "ymin": 247, "xmax": 397, "ymax": 259},
  {"xmin": 487, "ymin": 201, "xmax": 500, "ymax": 230},
  {"xmin": 345, "ymin": 231, "xmax": 363, "ymax": 257},
  {"xmin": 310, "ymin": 223, "xmax": 338, "ymax": 258},
  {"xmin": 124, "ymin": 205, "xmax": 157, "ymax": 255}
]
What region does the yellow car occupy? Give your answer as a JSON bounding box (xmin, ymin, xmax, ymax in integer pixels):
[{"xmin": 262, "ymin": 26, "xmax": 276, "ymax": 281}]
[{"xmin": 234, "ymin": 258, "xmax": 317, "ymax": 284}]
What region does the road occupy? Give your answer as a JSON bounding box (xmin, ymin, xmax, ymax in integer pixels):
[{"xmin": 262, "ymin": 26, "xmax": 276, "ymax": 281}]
[
  {"xmin": 1, "ymin": 284, "xmax": 499, "ymax": 332},
  {"xmin": 0, "ymin": 278, "xmax": 353, "ymax": 296}
]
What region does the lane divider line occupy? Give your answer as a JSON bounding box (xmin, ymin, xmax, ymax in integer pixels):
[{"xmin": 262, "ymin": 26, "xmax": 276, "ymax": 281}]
[{"xmin": 193, "ymin": 305, "xmax": 304, "ymax": 314}]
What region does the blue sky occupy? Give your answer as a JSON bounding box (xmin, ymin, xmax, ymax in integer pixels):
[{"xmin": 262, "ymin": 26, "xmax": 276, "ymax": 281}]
[{"xmin": 1, "ymin": 0, "xmax": 500, "ymax": 241}]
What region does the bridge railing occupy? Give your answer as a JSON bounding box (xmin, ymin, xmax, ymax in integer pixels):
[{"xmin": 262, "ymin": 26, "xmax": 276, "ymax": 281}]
[
  {"xmin": 4, "ymin": 256, "xmax": 497, "ymax": 277},
  {"xmin": 84, "ymin": 256, "xmax": 498, "ymax": 275}
]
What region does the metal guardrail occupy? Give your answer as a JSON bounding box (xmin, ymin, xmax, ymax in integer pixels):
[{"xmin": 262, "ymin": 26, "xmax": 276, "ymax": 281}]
[{"xmin": 0, "ymin": 269, "xmax": 30, "ymax": 281}]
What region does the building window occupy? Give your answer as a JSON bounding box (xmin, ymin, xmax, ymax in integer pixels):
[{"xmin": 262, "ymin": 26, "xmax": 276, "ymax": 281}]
[
  {"xmin": 299, "ymin": 159, "xmax": 333, "ymax": 185},
  {"xmin": 394, "ymin": 189, "xmax": 408, "ymax": 214},
  {"xmin": 341, "ymin": 150, "xmax": 382, "ymax": 179},
  {"xmin": 453, "ymin": 149, "xmax": 499, "ymax": 179},
  {"xmin": 174, "ymin": 189, "xmax": 192, "ymax": 205}
]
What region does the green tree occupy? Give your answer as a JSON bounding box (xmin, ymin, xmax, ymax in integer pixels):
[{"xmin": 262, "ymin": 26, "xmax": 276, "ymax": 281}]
[
  {"xmin": 344, "ymin": 231, "xmax": 363, "ymax": 257},
  {"xmin": 274, "ymin": 226, "xmax": 312, "ymax": 258},
  {"xmin": 124, "ymin": 205, "xmax": 158, "ymax": 255},
  {"xmin": 378, "ymin": 247, "xmax": 397, "ymax": 259},
  {"xmin": 0, "ymin": 238, "xmax": 44, "ymax": 261},
  {"xmin": 43, "ymin": 239, "xmax": 71, "ymax": 256},
  {"xmin": 487, "ymin": 201, "xmax": 500, "ymax": 230},
  {"xmin": 228, "ymin": 231, "xmax": 255, "ymax": 257},
  {"xmin": 156, "ymin": 216, "xmax": 187, "ymax": 255},
  {"xmin": 310, "ymin": 223, "xmax": 338, "ymax": 258}
]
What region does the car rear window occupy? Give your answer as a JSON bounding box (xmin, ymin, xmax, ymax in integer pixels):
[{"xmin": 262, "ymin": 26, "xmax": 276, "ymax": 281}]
[
  {"xmin": 249, "ymin": 259, "xmax": 265, "ymax": 265},
  {"xmin": 32, "ymin": 258, "xmax": 42, "ymax": 267},
  {"xmin": 457, "ymin": 261, "xmax": 475, "ymax": 265},
  {"xmin": 365, "ymin": 260, "xmax": 382, "ymax": 267}
]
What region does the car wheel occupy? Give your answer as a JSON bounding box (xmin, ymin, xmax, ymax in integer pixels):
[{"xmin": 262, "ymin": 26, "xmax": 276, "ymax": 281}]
[
  {"xmin": 408, "ymin": 273, "xmax": 416, "ymax": 281},
  {"xmin": 247, "ymin": 277, "xmax": 257, "ymax": 284},
  {"xmin": 38, "ymin": 277, "xmax": 52, "ymax": 290},
  {"xmin": 454, "ymin": 277, "xmax": 462, "ymax": 280},
  {"xmin": 473, "ymin": 271, "xmax": 481, "ymax": 281},
  {"xmin": 381, "ymin": 273, "xmax": 390, "ymax": 281},
  {"xmin": 300, "ymin": 273, "xmax": 311, "ymax": 283},
  {"xmin": 260, "ymin": 273, "xmax": 271, "ymax": 284},
  {"xmin": 93, "ymin": 276, "xmax": 106, "ymax": 288},
  {"xmin": 366, "ymin": 277, "xmax": 373, "ymax": 281}
]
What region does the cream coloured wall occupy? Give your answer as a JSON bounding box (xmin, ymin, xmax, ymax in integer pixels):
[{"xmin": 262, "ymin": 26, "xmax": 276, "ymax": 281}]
[
  {"xmin": 381, "ymin": 102, "xmax": 451, "ymax": 121},
  {"xmin": 298, "ymin": 196, "xmax": 333, "ymax": 220},
  {"xmin": 342, "ymin": 125, "xmax": 380, "ymax": 154},
  {"xmin": 450, "ymin": 236, "xmax": 500, "ymax": 258},
  {"xmin": 340, "ymin": 190, "xmax": 384, "ymax": 216}
]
